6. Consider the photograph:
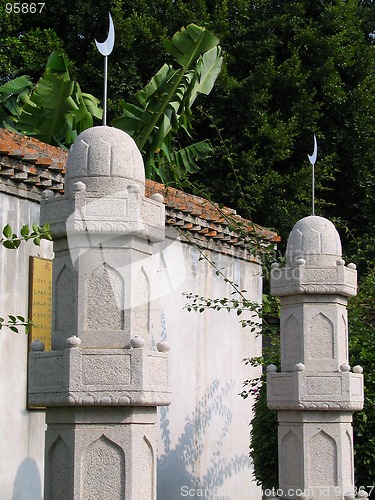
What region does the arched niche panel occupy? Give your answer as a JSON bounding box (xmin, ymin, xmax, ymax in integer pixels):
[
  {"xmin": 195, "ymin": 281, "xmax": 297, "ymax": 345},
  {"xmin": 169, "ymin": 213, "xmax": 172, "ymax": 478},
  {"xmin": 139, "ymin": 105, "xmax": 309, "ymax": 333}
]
[
  {"xmin": 131, "ymin": 265, "xmax": 150, "ymax": 336},
  {"xmin": 55, "ymin": 265, "xmax": 75, "ymax": 331},
  {"xmin": 85, "ymin": 262, "xmax": 124, "ymax": 330},
  {"xmin": 81, "ymin": 435, "xmax": 125, "ymax": 499},
  {"xmin": 283, "ymin": 315, "xmax": 302, "ymax": 366},
  {"xmin": 308, "ymin": 313, "xmax": 334, "ymax": 359},
  {"xmin": 47, "ymin": 435, "xmax": 72, "ymax": 500},
  {"xmin": 281, "ymin": 430, "xmax": 302, "ymax": 486},
  {"xmin": 308, "ymin": 430, "xmax": 337, "ymax": 486}
]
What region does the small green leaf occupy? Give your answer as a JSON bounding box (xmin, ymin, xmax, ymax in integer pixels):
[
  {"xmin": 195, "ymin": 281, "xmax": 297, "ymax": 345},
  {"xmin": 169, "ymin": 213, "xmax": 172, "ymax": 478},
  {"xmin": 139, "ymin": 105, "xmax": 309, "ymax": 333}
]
[
  {"xmin": 20, "ymin": 225, "xmax": 30, "ymax": 238},
  {"xmin": 9, "ymin": 326, "xmax": 19, "ymax": 333},
  {"xmin": 2, "ymin": 224, "xmax": 12, "ymax": 238},
  {"xmin": 33, "ymin": 237, "xmax": 41, "ymax": 246},
  {"xmin": 1, "ymin": 240, "xmax": 16, "ymax": 249}
]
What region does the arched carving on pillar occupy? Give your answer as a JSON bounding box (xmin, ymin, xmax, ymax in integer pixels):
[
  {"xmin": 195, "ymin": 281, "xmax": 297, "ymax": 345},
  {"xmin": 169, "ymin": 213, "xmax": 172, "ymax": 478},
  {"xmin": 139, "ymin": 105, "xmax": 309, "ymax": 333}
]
[
  {"xmin": 47, "ymin": 435, "xmax": 72, "ymax": 500},
  {"xmin": 55, "ymin": 264, "xmax": 75, "ymax": 331},
  {"xmin": 131, "ymin": 265, "xmax": 150, "ymax": 336},
  {"xmin": 144, "ymin": 435, "xmax": 155, "ymax": 494},
  {"xmin": 281, "ymin": 430, "xmax": 302, "ymax": 486},
  {"xmin": 283, "ymin": 315, "xmax": 301, "ymax": 367},
  {"xmin": 309, "ymin": 430, "xmax": 338, "ymax": 486},
  {"xmin": 341, "ymin": 313, "xmax": 348, "ymax": 361},
  {"xmin": 81, "ymin": 434, "xmax": 125, "ymax": 498},
  {"xmin": 85, "ymin": 262, "xmax": 124, "ymax": 330},
  {"xmin": 346, "ymin": 429, "xmax": 354, "ymax": 483},
  {"xmin": 308, "ymin": 313, "xmax": 334, "ymax": 359}
]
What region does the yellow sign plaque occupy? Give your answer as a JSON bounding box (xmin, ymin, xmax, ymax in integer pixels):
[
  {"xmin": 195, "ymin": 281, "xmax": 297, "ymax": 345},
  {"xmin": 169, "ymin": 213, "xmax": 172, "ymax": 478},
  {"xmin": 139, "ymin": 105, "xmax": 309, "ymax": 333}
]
[{"xmin": 28, "ymin": 257, "xmax": 53, "ymax": 351}]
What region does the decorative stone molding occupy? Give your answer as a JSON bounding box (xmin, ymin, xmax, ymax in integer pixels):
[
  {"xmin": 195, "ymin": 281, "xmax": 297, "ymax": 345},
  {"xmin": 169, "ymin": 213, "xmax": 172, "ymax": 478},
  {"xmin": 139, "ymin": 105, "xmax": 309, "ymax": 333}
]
[
  {"xmin": 267, "ymin": 371, "xmax": 364, "ymax": 410},
  {"xmin": 267, "ymin": 401, "xmax": 364, "ymax": 412},
  {"xmin": 28, "ymin": 347, "xmax": 171, "ymax": 408}
]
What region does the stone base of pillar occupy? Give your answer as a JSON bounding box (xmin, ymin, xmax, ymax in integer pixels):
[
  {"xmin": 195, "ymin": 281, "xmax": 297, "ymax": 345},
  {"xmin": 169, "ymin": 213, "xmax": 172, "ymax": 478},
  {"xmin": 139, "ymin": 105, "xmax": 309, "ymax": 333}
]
[
  {"xmin": 44, "ymin": 406, "xmax": 157, "ymax": 500},
  {"xmin": 275, "ymin": 411, "xmax": 355, "ymax": 500}
]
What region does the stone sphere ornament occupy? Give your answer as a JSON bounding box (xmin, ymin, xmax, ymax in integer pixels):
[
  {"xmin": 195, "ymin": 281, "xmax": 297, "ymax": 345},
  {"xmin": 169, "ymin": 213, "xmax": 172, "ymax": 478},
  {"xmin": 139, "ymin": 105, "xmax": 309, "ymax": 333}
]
[
  {"xmin": 294, "ymin": 363, "xmax": 306, "ymax": 371},
  {"xmin": 130, "ymin": 336, "xmax": 145, "ymax": 348},
  {"xmin": 266, "ymin": 364, "xmax": 277, "ymax": 373},
  {"xmin": 157, "ymin": 341, "xmax": 171, "ymax": 352},
  {"xmin": 65, "ymin": 335, "xmax": 82, "ymax": 348},
  {"xmin": 30, "ymin": 339, "xmax": 45, "ymax": 352},
  {"xmin": 353, "ymin": 365, "xmax": 363, "ymax": 374}
]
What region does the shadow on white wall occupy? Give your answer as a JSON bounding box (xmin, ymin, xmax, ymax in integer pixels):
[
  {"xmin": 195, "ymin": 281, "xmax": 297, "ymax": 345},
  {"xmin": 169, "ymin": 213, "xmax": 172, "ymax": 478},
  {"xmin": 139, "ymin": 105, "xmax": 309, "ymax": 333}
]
[
  {"xmin": 157, "ymin": 379, "xmax": 252, "ymax": 500},
  {"xmin": 12, "ymin": 458, "xmax": 42, "ymax": 500}
]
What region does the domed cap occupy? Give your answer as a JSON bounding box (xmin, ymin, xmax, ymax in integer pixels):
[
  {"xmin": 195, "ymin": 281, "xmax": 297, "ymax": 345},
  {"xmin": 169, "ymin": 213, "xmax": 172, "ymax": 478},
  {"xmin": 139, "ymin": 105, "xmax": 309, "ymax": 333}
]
[
  {"xmin": 286, "ymin": 215, "xmax": 342, "ymax": 267},
  {"xmin": 65, "ymin": 126, "xmax": 145, "ymax": 195}
]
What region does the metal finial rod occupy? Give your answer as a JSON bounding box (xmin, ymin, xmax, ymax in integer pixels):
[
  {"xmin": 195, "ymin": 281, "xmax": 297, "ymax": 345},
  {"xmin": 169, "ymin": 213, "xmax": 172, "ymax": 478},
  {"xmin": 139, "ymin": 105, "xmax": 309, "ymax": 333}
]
[
  {"xmin": 95, "ymin": 13, "xmax": 115, "ymax": 126},
  {"xmin": 307, "ymin": 134, "xmax": 318, "ymax": 216},
  {"xmin": 103, "ymin": 56, "xmax": 108, "ymax": 126}
]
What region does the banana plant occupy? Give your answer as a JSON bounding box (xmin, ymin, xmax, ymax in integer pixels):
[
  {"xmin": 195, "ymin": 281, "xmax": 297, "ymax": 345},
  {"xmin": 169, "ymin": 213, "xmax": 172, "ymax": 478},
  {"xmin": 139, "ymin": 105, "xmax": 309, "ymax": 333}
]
[
  {"xmin": 0, "ymin": 75, "xmax": 34, "ymax": 129},
  {"xmin": 112, "ymin": 24, "xmax": 223, "ymax": 183},
  {"xmin": 1, "ymin": 51, "xmax": 102, "ymax": 148}
]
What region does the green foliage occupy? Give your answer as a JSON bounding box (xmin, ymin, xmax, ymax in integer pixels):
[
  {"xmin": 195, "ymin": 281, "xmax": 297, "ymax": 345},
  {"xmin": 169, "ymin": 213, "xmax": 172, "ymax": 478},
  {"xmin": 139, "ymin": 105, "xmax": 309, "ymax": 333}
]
[
  {"xmin": 0, "ymin": 75, "xmax": 34, "ymax": 128},
  {"xmin": 0, "ymin": 315, "xmax": 33, "ymax": 334},
  {"xmin": 113, "ymin": 24, "xmax": 222, "ymax": 182},
  {"xmin": 4, "ymin": 51, "xmax": 102, "ymax": 147},
  {"xmin": 1, "ymin": 223, "xmax": 52, "ymax": 249},
  {"xmin": 0, "ymin": 5, "xmax": 64, "ymax": 86},
  {"xmin": 189, "ymin": 0, "xmax": 375, "ymax": 245},
  {"xmin": 1, "ymin": 21, "xmax": 222, "ymax": 182},
  {"xmin": 0, "ymin": 222, "xmax": 49, "ymax": 334},
  {"xmin": 249, "ymin": 384, "xmax": 278, "ymax": 490},
  {"xmin": 185, "ymin": 292, "xmax": 263, "ymax": 332},
  {"xmin": 348, "ymin": 270, "xmax": 375, "ymax": 489},
  {"xmin": 241, "ymin": 293, "xmax": 280, "ymax": 489}
]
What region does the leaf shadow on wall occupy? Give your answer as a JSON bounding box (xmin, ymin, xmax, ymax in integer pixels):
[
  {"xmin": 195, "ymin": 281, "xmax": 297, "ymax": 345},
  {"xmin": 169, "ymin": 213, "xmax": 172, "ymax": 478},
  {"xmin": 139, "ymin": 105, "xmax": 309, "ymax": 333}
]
[{"xmin": 157, "ymin": 378, "xmax": 252, "ymax": 500}]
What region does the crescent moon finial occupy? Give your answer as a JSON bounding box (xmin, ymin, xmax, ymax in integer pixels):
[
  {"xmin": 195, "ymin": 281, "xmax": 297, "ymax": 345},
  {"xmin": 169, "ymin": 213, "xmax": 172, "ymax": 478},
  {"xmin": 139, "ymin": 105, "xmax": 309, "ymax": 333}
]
[
  {"xmin": 308, "ymin": 134, "xmax": 318, "ymax": 216},
  {"xmin": 95, "ymin": 13, "xmax": 115, "ymax": 126},
  {"xmin": 95, "ymin": 13, "xmax": 115, "ymax": 57},
  {"xmin": 307, "ymin": 134, "xmax": 318, "ymax": 165}
]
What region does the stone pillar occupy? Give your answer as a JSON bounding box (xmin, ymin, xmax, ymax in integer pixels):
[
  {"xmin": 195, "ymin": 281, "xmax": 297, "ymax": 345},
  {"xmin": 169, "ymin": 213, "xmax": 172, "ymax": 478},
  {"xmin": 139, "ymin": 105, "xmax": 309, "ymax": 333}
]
[
  {"xmin": 28, "ymin": 126, "xmax": 171, "ymax": 499},
  {"xmin": 267, "ymin": 216, "xmax": 364, "ymax": 500}
]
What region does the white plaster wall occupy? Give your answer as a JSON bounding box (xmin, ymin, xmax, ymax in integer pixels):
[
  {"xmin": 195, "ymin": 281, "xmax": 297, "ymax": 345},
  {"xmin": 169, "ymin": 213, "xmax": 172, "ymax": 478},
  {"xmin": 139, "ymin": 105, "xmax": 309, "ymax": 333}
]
[
  {"xmin": 151, "ymin": 230, "xmax": 263, "ymax": 500},
  {"xmin": 0, "ymin": 192, "xmax": 52, "ymax": 500}
]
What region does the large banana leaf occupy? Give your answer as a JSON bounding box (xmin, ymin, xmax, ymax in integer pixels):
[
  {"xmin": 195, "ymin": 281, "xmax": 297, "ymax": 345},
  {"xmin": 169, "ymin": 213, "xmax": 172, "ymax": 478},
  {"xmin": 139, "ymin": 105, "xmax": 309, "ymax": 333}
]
[
  {"xmin": 171, "ymin": 140, "xmax": 213, "ymax": 174},
  {"xmin": 113, "ymin": 24, "xmax": 223, "ymax": 182},
  {"xmin": 162, "ymin": 24, "xmax": 220, "ymax": 68},
  {"xmin": 149, "ymin": 139, "xmax": 213, "ymax": 184},
  {"xmin": 13, "ymin": 51, "xmax": 102, "ymax": 147},
  {"xmin": 0, "ymin": 75, "xmax": 33, "ymax": 128},
  {"xmin": 189, "ymin": 46, "xmax": 223, "ymax": 106}
]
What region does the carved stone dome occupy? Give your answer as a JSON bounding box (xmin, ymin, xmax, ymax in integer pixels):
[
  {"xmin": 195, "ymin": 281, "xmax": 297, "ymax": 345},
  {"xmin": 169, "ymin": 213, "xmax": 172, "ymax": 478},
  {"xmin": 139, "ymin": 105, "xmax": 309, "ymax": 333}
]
[
  {"xmin": 65, "ymin": 126, "xmax": 145, "ymax": 195},
  {"xmin": 286, "ymin": 215, "xmax": 342, "ymax": 267}
]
